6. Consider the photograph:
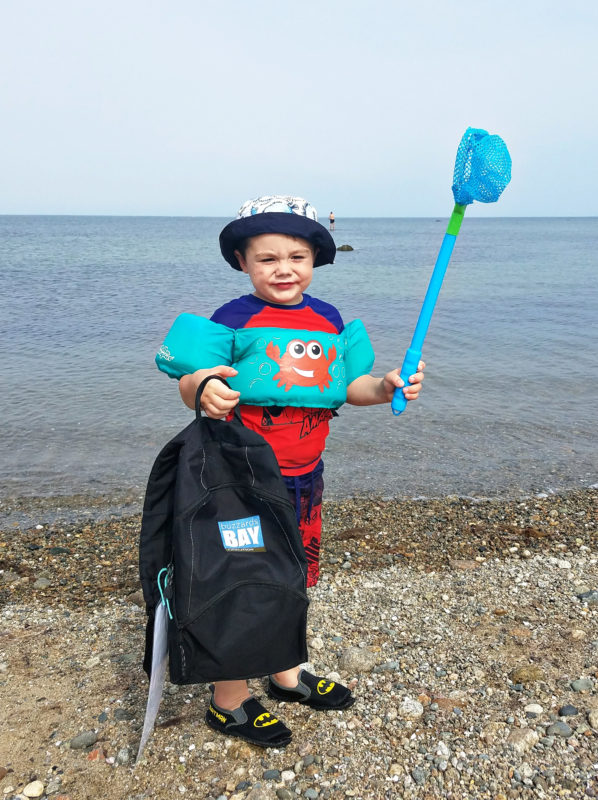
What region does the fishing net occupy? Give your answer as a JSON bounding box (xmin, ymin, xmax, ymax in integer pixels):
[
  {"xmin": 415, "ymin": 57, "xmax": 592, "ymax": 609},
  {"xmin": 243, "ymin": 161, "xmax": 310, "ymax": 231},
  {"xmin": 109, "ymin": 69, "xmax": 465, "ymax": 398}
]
[{"xmin": 452, "ymin": 127, "xmax": 512, "ymax": 206}]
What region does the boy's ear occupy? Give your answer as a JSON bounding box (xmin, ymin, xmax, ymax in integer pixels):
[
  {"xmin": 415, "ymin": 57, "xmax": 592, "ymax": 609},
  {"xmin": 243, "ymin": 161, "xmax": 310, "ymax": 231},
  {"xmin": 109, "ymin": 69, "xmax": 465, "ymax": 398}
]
[{"xmin": 234, "ymin": 249, "xmax": 248, "ymax": 273}]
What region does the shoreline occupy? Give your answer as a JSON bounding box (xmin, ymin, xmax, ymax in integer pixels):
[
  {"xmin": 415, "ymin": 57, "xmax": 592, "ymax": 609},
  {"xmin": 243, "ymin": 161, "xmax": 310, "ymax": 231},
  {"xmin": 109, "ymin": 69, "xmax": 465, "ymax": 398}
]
[{"xmin": 1, "ymin": 483, "xmax": 596, "ymax": 533}]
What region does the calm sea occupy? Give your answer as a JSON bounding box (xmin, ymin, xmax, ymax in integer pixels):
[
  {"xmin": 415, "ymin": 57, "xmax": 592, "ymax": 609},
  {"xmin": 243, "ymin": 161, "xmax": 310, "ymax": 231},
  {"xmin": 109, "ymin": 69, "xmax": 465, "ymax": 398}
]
[{"xmin": 2, "ymin": 215, "xmax": 596, "ymax": 510}]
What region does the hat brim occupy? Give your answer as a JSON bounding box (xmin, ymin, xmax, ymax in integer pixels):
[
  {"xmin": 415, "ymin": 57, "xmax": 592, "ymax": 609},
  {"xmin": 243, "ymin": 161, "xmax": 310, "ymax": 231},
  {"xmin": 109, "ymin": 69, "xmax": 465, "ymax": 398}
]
[{"xmin": 219, "ymin": 213, "xmax": 336, "ymax": 270}]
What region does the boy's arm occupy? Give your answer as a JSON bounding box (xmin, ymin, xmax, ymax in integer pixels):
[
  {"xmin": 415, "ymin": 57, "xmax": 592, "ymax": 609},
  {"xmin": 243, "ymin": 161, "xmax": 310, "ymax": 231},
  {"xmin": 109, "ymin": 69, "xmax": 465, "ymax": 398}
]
[
  {"xmin": 179, "ymin": 366, "xmax": 240, "ymax": 418},
  {"xmin": 346, "ymin": 362, "xmax": 425, "ymax": 407}
]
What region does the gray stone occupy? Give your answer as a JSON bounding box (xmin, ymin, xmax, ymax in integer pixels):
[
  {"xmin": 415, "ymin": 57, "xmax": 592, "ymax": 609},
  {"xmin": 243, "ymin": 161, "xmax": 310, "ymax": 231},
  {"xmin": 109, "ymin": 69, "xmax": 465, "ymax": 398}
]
[
  {"xmin": 116, "ymin": 746, "xmax": 131, "ymax": 765},
  {"xmin": 70, "ymin": 730, "xmax": 98, "ymax": 749},
  {"xmin": 114, "ymin": 707, "xmax": 134, "ymax": 721},
  {"xmin": 276, "ymin": 790, "xmax": 294, "ymax": 800},
  {"xmin": 263, "ymin": 769, "xmax": 281, "ymax": 781},
  {"xmin": 571, "ymin": 678, "xmax": 593, "ymax": 692},
  {"xmin": 338, "ymin": 646, "xmax": 378, "ymax": 673},
  {"xmin": 0, "ymin": 571, "xmax": 20, "ymax": 584},
  {"xmin": 546, "ymin": 721, "xmax": 573, "ymax": 737},
  {"xmin": 411, "ymin": 766, "xmax": 427, "ymax": 785}
]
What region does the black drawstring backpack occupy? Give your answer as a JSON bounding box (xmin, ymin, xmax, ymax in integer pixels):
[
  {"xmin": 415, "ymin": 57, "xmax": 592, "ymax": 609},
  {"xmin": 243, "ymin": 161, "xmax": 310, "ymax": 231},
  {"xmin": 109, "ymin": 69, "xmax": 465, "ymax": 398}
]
[{"xmin": 139, "ymin": 376, "xmax": 309, "ymax": 684}]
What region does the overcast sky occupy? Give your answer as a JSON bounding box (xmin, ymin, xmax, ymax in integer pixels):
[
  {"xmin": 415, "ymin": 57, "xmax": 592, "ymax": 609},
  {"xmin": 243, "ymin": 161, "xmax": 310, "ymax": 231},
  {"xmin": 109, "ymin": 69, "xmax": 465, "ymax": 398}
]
[{"xmin": 2, "ymin": 0, "xmax": 596, "ymax": 217}]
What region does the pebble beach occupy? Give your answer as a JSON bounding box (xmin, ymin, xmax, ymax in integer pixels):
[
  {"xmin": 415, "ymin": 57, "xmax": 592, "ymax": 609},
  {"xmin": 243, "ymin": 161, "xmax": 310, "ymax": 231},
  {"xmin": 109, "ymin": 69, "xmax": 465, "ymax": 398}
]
[{"xmin": 1, "ymin": 488, "xmax": 597, "ymax": 799}]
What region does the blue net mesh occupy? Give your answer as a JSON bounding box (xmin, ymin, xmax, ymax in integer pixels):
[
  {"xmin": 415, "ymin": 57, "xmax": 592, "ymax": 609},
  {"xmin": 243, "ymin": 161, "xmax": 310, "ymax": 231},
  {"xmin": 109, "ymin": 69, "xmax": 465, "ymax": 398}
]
[{"xmin": 452, "ymin": 127, "xmax": 512, "ymax": 206}]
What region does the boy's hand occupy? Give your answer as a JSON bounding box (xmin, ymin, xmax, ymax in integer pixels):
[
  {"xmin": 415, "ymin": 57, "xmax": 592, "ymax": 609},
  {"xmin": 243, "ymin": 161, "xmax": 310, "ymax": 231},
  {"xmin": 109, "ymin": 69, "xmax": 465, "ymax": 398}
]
[
  {"xmin": 383, "ymin": 360, "xmax": 425, "ymax": 402},
  {"xmin": 200, "ymin": 372, "xmax": 241, "ymax": 419},
  {"xmin": 179, "ymin": 366, "xmax": 240, "ymax": 418},
  {"xmin": 346, "ymin": 361, "xmax": 425, "ymax": 406}
]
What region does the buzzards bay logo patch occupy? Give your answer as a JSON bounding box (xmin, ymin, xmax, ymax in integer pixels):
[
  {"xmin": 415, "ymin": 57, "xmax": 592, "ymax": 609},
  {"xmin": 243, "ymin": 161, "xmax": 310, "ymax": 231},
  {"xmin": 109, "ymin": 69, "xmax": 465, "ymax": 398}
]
[{"xmin": 218, "ymin": 515, "xmax": 265, "ymax": 551}]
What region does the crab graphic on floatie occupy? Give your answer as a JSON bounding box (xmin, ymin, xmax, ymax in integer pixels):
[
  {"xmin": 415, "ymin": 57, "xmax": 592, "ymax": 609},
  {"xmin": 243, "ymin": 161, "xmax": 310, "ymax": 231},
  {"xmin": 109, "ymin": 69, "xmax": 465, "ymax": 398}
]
[{"xmin": 266, "ymin": 339, "xmax": 337, "ymax": 392}]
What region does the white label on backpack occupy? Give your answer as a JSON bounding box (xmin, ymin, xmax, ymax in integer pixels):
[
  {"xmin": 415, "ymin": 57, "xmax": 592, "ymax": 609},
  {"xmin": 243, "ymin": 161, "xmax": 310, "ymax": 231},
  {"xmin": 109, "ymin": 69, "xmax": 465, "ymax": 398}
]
[{"xmin": 218, "ymin": 515, "xmax": 265, "ymax": 551}]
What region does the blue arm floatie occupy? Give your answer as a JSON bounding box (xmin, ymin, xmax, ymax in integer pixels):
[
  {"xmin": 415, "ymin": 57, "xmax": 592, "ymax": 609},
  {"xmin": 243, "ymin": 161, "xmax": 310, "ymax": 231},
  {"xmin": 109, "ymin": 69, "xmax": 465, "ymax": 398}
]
[{"xmin": 155, "ymin": 314, "xmax": 234, "ymax": 380}]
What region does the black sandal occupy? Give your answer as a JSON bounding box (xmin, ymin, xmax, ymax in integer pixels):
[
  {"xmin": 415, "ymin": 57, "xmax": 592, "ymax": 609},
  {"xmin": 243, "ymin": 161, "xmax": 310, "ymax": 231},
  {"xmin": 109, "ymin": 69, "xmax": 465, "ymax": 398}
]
[
  {"xmin": 205, "ymin": 694, "xmax": 292, "ymax": 748},
  {"xmin": 267, "ymin": 669, "xmax": 355, "ymax": 711}
]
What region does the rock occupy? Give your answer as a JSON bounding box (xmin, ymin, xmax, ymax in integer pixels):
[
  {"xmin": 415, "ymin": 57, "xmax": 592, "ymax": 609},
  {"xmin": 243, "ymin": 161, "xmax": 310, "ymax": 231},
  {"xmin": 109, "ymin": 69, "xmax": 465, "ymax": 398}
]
[
  {"xmin": 571, "ymin": 678, "xmax": 593, "ymax": 692},
  {"xmin": 0, "ymin": 767, "xmax": 7, "ymax": 780},
  {"xmin": 507, "ymin": 728, "xmax": 539, "ymax": 754},
  {"xmin": 336, "ymin": 244, "xmax": 354, "ymax": 251},
  {"xmin": 570, "ymin": 629, "xmax": 587, "ymax": 640},
  {"xmin": 509, "ymin": 665, "xmax": 545, "ymax": 684},
  {"xmin": 247, "ymin": 789, "xmax": 271, "ymax": 800},
  {"xmin": 524, "ymin": 703, "xmax": 544, "ymax": 715},
  {"xmin": 398, "ymin": 697, "xmax": 424, "ymax": 720},
  {"xmin": 263, "ymin": 769, "xmax": 281, "ymax": 781},
  {"xmin": 23, "ymin": 781, "xmax": 45, "ymax": 798},
  {"xmin": 281, "ymin": 770, "xmax": 295, "ymax": 783},
  {"xmin": 558, "ymin": 704, "xmax": 579, "ymax": 716},
  {"xmin": 338, "ymin": 646, "xmax": 378, "ymax": 672},
  {"xmin": 276, "ymin": 790, "xmax": 294, "ymax": 800},
  {"xmin": 588, "ymin": 709, "xmax": 598, "ymax": 730},
  {"xmin": 309, "ymin": 636, "xmax": 324, "ymax": 651},
  {"xmin": 127, "ymin": 590, "xmax": 145, "ymax": 606},
  {"xmin": 45, "ymin": 777, "xmax": 62, "ymax": 794},
  {"xmin": 70, "ymin": 730, "xmax": 98, "ymax": 749},
  {"xmin": 87, "ymin": 747, "xmax": 107, "ymax": 761},
  {"xmin": 85, "ymin": 655, "xmax": 101, "ymax": 669},
  {"xmin": 114, "ymin": 707, "xmax": 134, "ymax": 721},
  {"xmin": 33, "ymin": 577, "xmax": 52, "ymax": 589},
  {"xmin": 411, "ymin": 766, "xmax": 427, "ymax": 785},
  {"xmin": 116, "ymin": 747, "xmax": 131, "ymax": 765},
  {"xmin": 577, "ymin": 590, "xmax": 598, "ymax": 605},
  {"xmin": 546, "ymin": 721, "xmax": 573, "ymax": 737}
]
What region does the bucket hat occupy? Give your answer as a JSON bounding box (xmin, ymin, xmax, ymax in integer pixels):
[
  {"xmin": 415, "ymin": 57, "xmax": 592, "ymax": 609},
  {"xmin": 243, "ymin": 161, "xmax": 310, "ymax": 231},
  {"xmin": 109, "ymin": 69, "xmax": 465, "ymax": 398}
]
[{"xmin": 219, "ymin": 195, "xmax": 336, "ymax": 270}]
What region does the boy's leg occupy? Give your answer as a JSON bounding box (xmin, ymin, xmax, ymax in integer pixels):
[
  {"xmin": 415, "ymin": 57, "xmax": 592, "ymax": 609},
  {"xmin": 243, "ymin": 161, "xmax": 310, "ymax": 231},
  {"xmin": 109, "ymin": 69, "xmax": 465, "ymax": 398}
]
[
  {"xmin": 288, "ymin": 470, "xmax": 324, "ymax": 588},
  {"xmin": 212, "ymin": 680, "xmax": 251, "ymax": 710}
]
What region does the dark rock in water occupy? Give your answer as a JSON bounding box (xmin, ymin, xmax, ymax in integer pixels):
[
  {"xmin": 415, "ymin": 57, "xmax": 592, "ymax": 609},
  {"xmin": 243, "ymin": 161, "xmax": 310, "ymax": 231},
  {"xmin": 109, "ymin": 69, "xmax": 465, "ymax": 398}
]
[{"xmin": 336, "ymin": 244, "xmax": 354, "ymax": 251}]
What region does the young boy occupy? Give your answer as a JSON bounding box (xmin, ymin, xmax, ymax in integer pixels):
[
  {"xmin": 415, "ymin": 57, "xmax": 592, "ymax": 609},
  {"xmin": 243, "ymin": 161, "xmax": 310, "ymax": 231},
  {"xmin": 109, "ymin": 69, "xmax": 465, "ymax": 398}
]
[{"xmin": 157, "ymin": 195, "xmax": 424, "ymax": 747}]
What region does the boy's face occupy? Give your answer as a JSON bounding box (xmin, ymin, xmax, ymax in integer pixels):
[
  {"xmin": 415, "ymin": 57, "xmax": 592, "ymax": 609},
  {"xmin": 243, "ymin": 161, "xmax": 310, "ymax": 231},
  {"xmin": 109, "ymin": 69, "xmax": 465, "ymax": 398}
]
[{"xmin": 234, "ymin": 233, "xmax": 316, "ymax": 306}]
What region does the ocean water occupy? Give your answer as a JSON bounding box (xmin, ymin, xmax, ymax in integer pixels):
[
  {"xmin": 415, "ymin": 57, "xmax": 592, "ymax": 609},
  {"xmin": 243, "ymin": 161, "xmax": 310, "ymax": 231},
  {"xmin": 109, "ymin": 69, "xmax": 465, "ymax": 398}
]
[{"xmin": 2, "ymin": 215, "xmax": 596, "ymax": 503}]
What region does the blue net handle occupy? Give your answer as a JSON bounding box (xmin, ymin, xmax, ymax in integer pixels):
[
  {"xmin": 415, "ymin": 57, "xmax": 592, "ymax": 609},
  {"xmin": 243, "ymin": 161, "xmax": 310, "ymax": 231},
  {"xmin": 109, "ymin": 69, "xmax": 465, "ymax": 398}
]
[
  {"xmin": 452, "ymin": 127, "xmax": 512, "ymax": 206},
  {"xmin": 391, "ymin": 127, "xmax": 512, "ymax": 416}
]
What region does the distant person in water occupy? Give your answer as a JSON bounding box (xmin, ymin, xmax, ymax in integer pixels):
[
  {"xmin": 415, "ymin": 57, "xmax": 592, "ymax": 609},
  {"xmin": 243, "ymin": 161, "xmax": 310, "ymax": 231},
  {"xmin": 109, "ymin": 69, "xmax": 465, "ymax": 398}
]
[{"xmin": 328, "ymin": 211, "xmax": 335, "ymax": 231}]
